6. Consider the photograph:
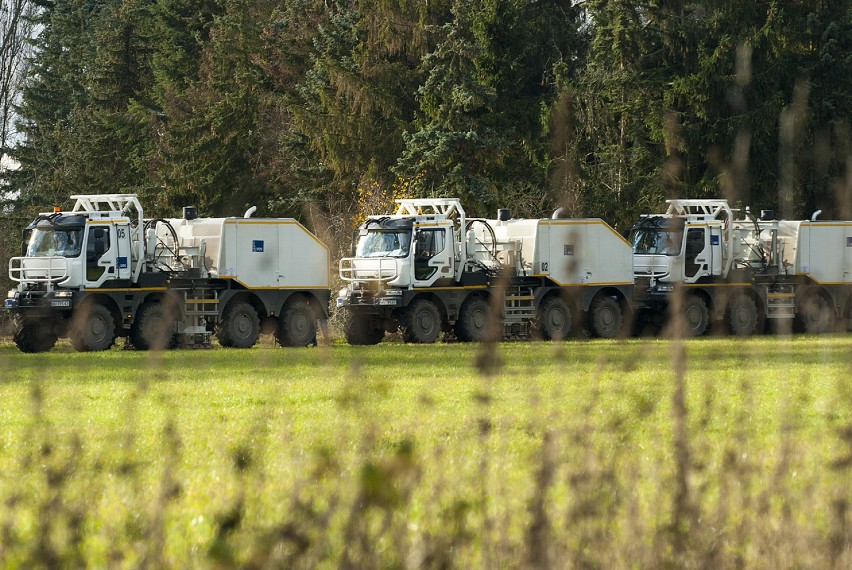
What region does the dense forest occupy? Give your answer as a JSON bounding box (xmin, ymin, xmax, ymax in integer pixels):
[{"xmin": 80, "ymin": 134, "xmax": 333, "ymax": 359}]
[{"xmin": 1, "ymin": 0, "xmax": 850, "ymax": 242}]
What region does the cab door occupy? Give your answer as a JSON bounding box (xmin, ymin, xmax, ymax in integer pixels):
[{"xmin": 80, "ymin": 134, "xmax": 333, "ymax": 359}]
[
  {"xmin": 84, "ymin": 224, "xmax": 117, "ymax": 288},
  {"xmin": 411, "ymin": 226, "xmax": 453, "ymax": 287},
  {"xmin": 683, "ymin": 226, "xmax": 710, "ymax": 283}
]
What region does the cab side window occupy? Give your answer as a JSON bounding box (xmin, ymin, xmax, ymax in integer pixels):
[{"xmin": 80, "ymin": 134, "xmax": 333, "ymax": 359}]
[
  {"xmin": 415, "ymin": 229, "xmax": 445, "ymax": 259},
  {"xmin": 414, "ymin": 229, "xmax": 446, "ymax": 280}
]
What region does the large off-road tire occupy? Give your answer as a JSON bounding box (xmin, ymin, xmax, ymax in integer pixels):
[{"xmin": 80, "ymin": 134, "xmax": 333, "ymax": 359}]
[
  {"xmin": 537, "ymin": 296, "xmax": 571, "ymax": 340},
  {"xmin": 455, "ymin": 296, "xmax": 493, "ymax": 342},
  {"xmin": 683, "ymin": 295, "xmax": 710, "ymax": 337},
  {"xmin": 69, "ymin": 303, "xmax": 116, "ymax": 351},
  {"xmin": 12, "ymin": 315, "xmax": 57, "ymax": 353},
  {"xmin": 217, "ymin": 302, "xmax": 260, "ymax": 348},
  {"xmin": 277, "ymin": 298, "xmax": 317, "ymax": 347},
  {"xmin": 400, "ymin": 299, "xmax": 442, "ymax": 344},
  {"xmin": 131, "ymin": 301, "xmax": 176, "ymax": 350},
  {"xmin": 342, "ymin": 311, "xmax": 384, "ymax": 345},
  {"xmin": 798, "ymin": 293, "xmax": 835, "ymax": 334},
  {"xmin": 588, "ymin": 296, "xmax": 622, "ymax": 338},
  {"xmin": 727, "ymin": 294, "xmax": 761, "ymax": 336}
]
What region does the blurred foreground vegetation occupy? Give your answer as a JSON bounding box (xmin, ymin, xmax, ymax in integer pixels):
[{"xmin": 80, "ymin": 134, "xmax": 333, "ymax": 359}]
[{"xmin": 0, "ymin": 336, "xmax": 850, "ymax": 568}]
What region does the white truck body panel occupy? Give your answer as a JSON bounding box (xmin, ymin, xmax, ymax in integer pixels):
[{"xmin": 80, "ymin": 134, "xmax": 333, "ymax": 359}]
[
  {"xmin": 796, "ymin": 222, "xmax": 852, "ymax": 284},
  {"xmin": 476, "ymin": 218, "xmax": 634, "ymax": 286},
  {"xmin": 539, "ymin": 220, "xmax": 634, "ymax": 286},
  {"xmin": 757, "ymin": 221, "xmax": 852, "ymax": 283},
  {"xmin": 166, "ymin": 218, "xmax": 330, "ymax": 289}
]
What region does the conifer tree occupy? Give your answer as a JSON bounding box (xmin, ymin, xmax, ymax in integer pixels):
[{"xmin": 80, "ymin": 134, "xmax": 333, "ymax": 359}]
[
  {"xmin": 10, "ymin": 0, "xmax": 102, "ymax": 210},
  {"xmin": 397, "ymin": 0, "xmax": 580, "ymax": 217},
  {"xmin": 149, "ymin": 0, "xmax": 269, "ymax": 216}
]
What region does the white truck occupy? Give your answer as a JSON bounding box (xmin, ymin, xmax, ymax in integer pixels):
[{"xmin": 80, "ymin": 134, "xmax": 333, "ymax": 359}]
[
  {"xmin": 336, "ymin": 198, "xmax": 634, "ymax": 344},
  {"xmin": 5, "ymin": 194, "xmax": 330, "ymax": 352},
  {"xmin": 630, "ymin": 199, "xmax": 852, "ymax": 335}
]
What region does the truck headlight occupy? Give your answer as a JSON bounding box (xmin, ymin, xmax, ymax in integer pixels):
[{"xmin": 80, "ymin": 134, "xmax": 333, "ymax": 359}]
[
  {"xmin": 383, "ymin": 289, "xmax": 403, "ymax": 296},
  {"xmin": 54, "ymin": 290, "xmax": 73, "ymax": 298},
  {"xmin": 656, "ymin": 284, "xmax": 674, "ymax": 292}
]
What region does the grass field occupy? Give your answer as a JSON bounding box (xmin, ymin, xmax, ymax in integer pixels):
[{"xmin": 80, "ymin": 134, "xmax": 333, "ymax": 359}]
[{"xmin": 1, "ymin": 335, "xmax": 851, "ymax": 568}]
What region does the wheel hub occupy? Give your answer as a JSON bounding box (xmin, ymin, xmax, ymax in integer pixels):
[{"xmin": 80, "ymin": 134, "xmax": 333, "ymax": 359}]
[
  {"xmin": 548, "ymin": 310, "xmax": 565, "ymax": 329},
  {"xmin": 472, "ymin": 310, "xmax": 486, "ymax": 330},
  {"xmin": 235, "ymin": 315, "xmax": 251, "ymax": 336},
  {"xmin": 686, "ymin": 307, "xmax": 701, "ymax": 327},
  {"xmin": 90, "ymin": 316, "xmax": 105, "ymax": 338},
  {"xmin": 417, "ymin": 311, "xmax": 435, "ymax": 332},
  {"xmin": 292, "ymin": 314, "xmax": 308, "ymax": 334}
]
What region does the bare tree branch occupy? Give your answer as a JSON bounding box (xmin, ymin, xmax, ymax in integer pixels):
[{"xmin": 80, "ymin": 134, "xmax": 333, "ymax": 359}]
[{"xmin": 1, "ymin": 0, "xmax": 36, "ymax": 153}]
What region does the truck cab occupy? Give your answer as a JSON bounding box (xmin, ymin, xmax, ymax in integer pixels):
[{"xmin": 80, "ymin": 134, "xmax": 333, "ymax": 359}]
[
  {"xmin": 9, "ymin": 195, "xmax": 142, "ymax": 295},
  {"xmin": 339, "ymin": 198, "xmax": 466, "ymax": 292},
  {"xmin": 342, "ymin": 216, "xmax": 456, "ymax": 290},
  {"xmin": 630, "ymin": 201, "xmax": 731, "ymax": 289}
]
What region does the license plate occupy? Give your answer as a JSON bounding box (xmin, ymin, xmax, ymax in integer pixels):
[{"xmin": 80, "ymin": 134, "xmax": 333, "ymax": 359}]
[{"xmin": 51, "ymin": 300, "xmax": 71, "ymax": 308}]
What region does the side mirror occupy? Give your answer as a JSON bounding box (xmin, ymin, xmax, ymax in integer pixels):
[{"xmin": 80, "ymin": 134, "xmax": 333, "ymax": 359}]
[{"xmin": 21, "ymin": 229, "xmax": 30, "ymax": 256}]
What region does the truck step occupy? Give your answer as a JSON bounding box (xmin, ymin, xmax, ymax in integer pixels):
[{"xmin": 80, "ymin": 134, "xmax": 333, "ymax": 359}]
[
  {"xmin": 502, "ymin": 288, "xmax": 536, "ymax": 338},
  {"xmin": 765, "ymin": 285, "xmax": 795, "ymax": 319},
  {"xmin": 184, "ymin": 298, "xmax": 220, "ymax": 316},
  {"xmin": 179, "ymin": 292, "xmax": 219, "ymax": 344}
]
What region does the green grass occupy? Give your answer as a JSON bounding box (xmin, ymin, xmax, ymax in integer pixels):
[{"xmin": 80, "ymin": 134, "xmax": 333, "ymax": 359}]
[{"xmin": 0, "ymin": 336, "xmax": 851, "ymax": 568}]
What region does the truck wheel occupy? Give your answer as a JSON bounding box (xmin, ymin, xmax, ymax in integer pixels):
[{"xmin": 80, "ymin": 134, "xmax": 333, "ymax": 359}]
[
  {"xmin": 537, "ymin": 296, "xmax": 571, "ymax": 340},
  {"xmin": 69, "ymin": 303, "xmax": 116, "ymax": 351},
  {"xmin": 455, "ymin": 296, "xmax": 493, "ymax": 342},
  {"xmin": 12, "ymin": 315, "xmax": 57, "ymax": 353},
  {"xmin": 131, "ymin": 301, "xmax": 176, "ymax": 350},
  {"xmin": 683, "ymin": 295, "xmax": 709, "ymax": 337},
  {"xmin": 727, "ymin": 294, "xmax": 760, "ymax": 336},
  {"xmin": 277, "ymin": 299, "xmax": 317, "ymax": 347},
  {"xmin": 343, "ymin": 311, "xmax": 384, "ymax": 345},
  {"xmin": 401, "ymin": 299, "xmax": 441, "ymax": 343},
  {"xmin": 798, "ymin": 294, "xmax": 834, "ymax": 334},
  {"xmin": 217, "ymin": 302, "xmax": 260, "ymax": 348},
  {"xmin": 589, "ymin": 296, "xmax": 622, "ymax": 338}
]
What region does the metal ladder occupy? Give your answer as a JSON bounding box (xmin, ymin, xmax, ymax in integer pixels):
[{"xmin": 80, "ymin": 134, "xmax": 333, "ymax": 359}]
[
  {"xmin": 765, "ymin": 284, "xmax": 796, "ymax": 319},
  {"xmin": 502, "ymin": 286, "xmax": 536, "ymax": 338},
  {"xmin": 179, "ymin": 289, "xmax": 219, "ymax": 346}
]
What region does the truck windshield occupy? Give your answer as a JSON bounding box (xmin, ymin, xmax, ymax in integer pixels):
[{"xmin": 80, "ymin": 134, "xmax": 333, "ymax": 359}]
[
  {"xmin": 356, "ymin": 230, "xmax": 411, "ymax": 258},
  {"xmin": 630, "ymin": 228, "xmax": 682, "ymax": 256},
  {"xmin": 26, "ymin": 228, "xmax": 84, "ymax": 258}
]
